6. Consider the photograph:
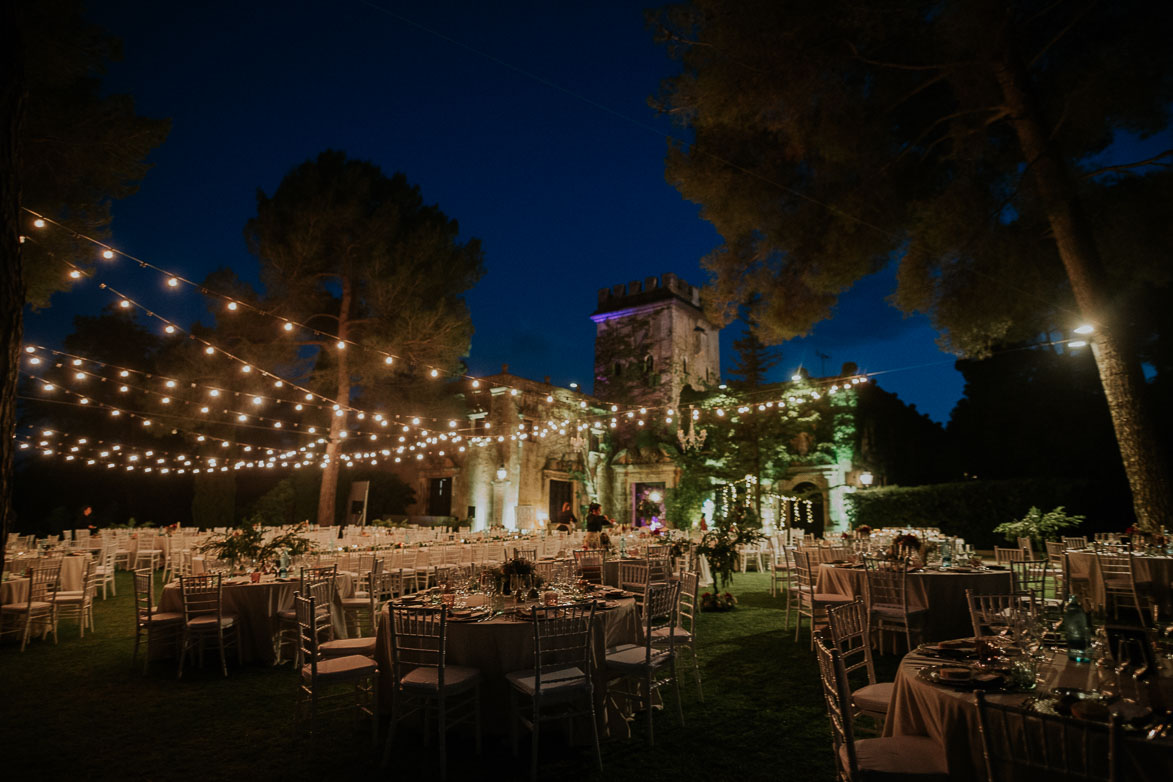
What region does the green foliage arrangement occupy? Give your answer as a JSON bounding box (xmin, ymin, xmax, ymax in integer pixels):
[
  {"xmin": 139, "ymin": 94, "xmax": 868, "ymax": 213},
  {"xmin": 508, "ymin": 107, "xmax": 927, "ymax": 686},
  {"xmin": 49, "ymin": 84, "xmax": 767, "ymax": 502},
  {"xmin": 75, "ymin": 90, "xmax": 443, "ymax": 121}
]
[
  {"xmin": 107, "ymin": 517, "xmax": 155, "ymax": 529},
  {"xmin": 994, "ymin": 506, "xmax": 1085, "ymax": 546},
  {"xmin": 699, "ymin": 505, "xmax": 764, "ymax": 591},
  {"xmin": 200, "ymin": 516, "xmax": 314, "ymax": 567}
]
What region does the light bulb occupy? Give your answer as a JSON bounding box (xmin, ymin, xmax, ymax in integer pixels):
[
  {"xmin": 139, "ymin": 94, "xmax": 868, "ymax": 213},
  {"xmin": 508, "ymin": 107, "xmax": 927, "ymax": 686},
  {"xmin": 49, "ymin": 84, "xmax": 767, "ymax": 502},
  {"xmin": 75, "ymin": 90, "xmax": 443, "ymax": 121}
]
[
  {"xmin": 283, "ymin": 322, "xmax": 293, "ymax": 332},
  {"xmin": 226, "ymin": 301, "xmax": 238, "ymax": 311},
  {"xmin": 102, "ymin": 249, "xmax": 114, "ymax": 260},
  {"xmin": 167, "ymin": 277, "xmax": 179, "ymax": 288},
  {"xmin": 384, "ymin": 356, "xmax": 393, "ymax": 365},
  {"xmin": 33, "ymin": 218, "xmax": 45, "ymax": 228}
]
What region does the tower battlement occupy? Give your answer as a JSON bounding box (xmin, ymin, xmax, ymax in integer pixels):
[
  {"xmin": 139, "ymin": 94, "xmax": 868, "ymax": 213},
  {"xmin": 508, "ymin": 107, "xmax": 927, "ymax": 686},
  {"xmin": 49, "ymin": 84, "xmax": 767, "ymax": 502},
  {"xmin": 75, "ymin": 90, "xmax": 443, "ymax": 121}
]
[
  {"xmin": 593, "ymin": 272, "xmax": 702, "ymax": 317},
  {"xmin": 591, "ymin": 272, "xmax": 719, "ymax": 405}
]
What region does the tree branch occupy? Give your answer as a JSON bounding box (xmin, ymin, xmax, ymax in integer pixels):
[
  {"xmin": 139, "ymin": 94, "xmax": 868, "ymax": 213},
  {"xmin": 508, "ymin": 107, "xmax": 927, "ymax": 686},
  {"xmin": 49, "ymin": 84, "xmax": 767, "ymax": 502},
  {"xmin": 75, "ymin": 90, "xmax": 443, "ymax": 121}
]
[
  {"xmin": 1080, "ymin": 149, "xmax": 1173, "ymax": 179},
  {"xmin": 1028, "ymin": 0, "xmax": 1100, "ymax": 68},
  {"xmin": 846, "ymin": 41, "xmax": 968, "ymax": 72}
]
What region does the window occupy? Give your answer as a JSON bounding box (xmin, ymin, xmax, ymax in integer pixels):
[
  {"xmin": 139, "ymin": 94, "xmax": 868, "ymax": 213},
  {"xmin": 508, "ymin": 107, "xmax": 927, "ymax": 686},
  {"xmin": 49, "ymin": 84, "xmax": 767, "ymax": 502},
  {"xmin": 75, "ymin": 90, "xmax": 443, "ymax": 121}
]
[{"xmin": 643, "ymin": 354, "xmax": 654, "ymax": 374}]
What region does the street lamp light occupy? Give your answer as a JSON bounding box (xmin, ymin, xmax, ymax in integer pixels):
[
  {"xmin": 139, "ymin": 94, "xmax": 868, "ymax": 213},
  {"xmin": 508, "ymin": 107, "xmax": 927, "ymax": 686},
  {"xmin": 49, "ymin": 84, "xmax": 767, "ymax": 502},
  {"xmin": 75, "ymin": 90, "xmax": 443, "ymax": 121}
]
[{"xmin": 859, "ymin": 471, "xmax": 874, "ymax": 487}]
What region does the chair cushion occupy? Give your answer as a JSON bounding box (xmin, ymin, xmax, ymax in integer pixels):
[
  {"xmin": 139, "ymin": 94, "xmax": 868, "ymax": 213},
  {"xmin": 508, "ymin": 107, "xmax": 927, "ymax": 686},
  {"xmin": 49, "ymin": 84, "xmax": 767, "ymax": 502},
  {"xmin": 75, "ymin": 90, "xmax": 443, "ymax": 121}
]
[
  {"xmin": 187, "ymin": 613, "xmax": 238, "ymax": 628},
  {"xmin": 400, "ymin": 664, "xmax": 480, "ymax": 693},
  {"xmin": 1104, "ymin": 577, "xmax": 1151, "ymax": 588},
  {"xmin": 650, "ymin": 624, "xmax": 693, "ymax": 641},
  {"xmin": 276, "ymin": 608, "xmax": 296, "ymax": 620},
  {"xmin": 506, "ymin": 666, "xmax": 588, "ymax": 698},
  {"xmin": 1, "ymin": 601, "xmax": 52, "ymax": 612},
  {"xmin": 147, "ymin": 611, "xmax": 184, "ymax": 624},
  {"xmin": 803, "ymin": 592, "xmax": 853, "ymax": 604},
  {"xmin": 55, "ymin": 592, "xmax": 88, "ymax": 604},
  {"xmin": 339, "ymin": 597, "xmax": 370, "ymax": 609},
  {"xmin": 872, "ymin": 604, "xmax": 928, "ymax": 618},
  {"xmin": 840, "ymin": 735, "xmax": 949, "ymax": 779},
  {"xmin": 852, "ymin": 682, "xmax": 893, "ymax": 715},
  {"xmin": 604, "ymin": 643, "xmax": 672, "ymax": 671},
  {"xmin": 302, "ymin": 654, "xmax": 377, "ymax": 683},
  {"xmin": 319, "ymin": 636, "xmax": 376, "ymax": 657}
]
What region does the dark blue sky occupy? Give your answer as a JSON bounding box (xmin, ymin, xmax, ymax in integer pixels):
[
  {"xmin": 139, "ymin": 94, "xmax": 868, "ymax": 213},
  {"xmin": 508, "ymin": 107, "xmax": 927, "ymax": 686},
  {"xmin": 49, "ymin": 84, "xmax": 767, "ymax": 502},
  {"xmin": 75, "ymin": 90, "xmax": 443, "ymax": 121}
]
[{"xmin": 25, "ymin": 0, "xmax": 967, "ymax": 421}]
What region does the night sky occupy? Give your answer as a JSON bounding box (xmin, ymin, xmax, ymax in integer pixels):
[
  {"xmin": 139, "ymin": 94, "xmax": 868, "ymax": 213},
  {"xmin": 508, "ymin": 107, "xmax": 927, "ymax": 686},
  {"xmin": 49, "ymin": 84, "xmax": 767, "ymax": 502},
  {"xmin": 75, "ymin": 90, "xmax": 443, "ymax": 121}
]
[{"xmin": 24, "ymin": 0, "xmax": 969, "ymax": 421}]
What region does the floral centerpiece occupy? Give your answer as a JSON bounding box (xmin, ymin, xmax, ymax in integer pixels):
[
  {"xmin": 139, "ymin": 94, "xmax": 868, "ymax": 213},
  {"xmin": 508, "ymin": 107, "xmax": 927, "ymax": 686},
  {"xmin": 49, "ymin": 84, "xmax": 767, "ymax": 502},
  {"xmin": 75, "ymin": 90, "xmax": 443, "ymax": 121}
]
[
  {"xmin": 889, "ymin": 533, "xmax": 920, "ymax": 562},
  {"xmin": 200, "ymin": 516, "xmax": 314, "ymax": 571},
  {"xmin": 485, "ymin": 557, "xmax": 542, "ymax": 595},
  {"xmin": 699, "ymin": 505, "xmax": 765, "ymax": 591},
  {"xmin": 701, "ymin": 591, "xmax": 738, "ymax": 612}
]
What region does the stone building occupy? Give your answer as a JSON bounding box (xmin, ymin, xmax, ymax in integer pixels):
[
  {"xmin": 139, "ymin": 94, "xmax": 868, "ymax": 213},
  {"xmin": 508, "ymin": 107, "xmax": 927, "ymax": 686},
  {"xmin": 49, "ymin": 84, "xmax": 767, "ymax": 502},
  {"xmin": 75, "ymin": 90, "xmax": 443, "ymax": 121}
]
[{"xmin": 387, "ymin": 273, "xmax": 929, "ymax": 536}]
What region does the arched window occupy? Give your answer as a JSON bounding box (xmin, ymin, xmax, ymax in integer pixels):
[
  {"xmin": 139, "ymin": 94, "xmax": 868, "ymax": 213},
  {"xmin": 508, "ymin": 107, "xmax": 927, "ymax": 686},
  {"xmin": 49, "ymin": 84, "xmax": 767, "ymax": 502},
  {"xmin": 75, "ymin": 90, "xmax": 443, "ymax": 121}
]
[
  {"xmin": 613, "ymin": 361, "xmax": 622, "ymax": 377},
  {"xmin": 643, "ymin": 354, "xmax": 654, "ymax": 374}
]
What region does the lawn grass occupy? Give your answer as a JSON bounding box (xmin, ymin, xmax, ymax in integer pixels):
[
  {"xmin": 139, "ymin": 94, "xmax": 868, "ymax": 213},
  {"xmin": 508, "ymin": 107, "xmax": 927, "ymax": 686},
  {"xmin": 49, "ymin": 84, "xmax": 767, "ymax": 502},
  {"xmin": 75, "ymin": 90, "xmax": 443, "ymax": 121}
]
[{"xmin": 0, "ymin": 571, "xmax": 886, "ymax": 780}]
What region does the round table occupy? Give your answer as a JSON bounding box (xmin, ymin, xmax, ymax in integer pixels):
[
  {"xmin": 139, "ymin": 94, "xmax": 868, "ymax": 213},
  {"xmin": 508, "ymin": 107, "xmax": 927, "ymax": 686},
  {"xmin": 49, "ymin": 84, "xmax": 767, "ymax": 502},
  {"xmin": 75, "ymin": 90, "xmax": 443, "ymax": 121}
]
[
  {"xmin": 376, "ymin": 595, "xmax": 641, "ymax": 739},
  {"xmin": 157, "ymin": 572, "xmax": 354, "ymax": 663},
  {"xmin": 2, "ymin": 554, "xmax": 89, "ymax": 604},
  {"xmin": 884, "ymin": 642, "xmax": 1173, "ymax": 781},
  {"xmin": 1065, "ymin": 551, "xmax": 1173, "ymax": 614},
  {"xmin": 816, "ymin": 564, "xmax": 1014, "ymax": 641}
]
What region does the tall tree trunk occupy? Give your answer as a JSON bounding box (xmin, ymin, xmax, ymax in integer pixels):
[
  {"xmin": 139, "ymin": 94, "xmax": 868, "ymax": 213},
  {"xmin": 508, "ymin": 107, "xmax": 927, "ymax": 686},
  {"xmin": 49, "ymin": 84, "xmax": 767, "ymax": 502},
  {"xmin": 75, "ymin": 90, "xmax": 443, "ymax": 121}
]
[
  {"xmin": 0, "ymin": 2, "xmax": 26, "ymax": 577},
  {"xmin": 994, "ymin": 41, "xmax": 1172, "ymax": 532},
  {"xmin": 316, "ymin": 275, "xmax": 352, "ymax": 526}
]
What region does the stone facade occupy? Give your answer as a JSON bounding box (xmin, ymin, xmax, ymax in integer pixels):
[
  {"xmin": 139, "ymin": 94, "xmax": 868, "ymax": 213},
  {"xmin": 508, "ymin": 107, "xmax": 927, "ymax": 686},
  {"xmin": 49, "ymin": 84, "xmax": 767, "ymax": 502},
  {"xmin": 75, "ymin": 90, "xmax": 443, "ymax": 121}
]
[
  {"xmin": 591, "ymin": 273, "xmax": 720, "ymax": 408},
  {"xmin": 382, "ymin": 273, "xmax": 909, "ymax": 537}
]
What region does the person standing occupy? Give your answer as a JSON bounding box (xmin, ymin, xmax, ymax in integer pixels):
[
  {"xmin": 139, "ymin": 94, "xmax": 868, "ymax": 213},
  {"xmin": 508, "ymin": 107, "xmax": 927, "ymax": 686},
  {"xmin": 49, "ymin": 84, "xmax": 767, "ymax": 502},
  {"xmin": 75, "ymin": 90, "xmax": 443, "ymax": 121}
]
[
  {"xmin": 554, "ymin": 502, "xmax": 576, "ymax": 533},
  {"xmin": 584, "ymin": 502, "xmax": 613, "ymax": 548}
]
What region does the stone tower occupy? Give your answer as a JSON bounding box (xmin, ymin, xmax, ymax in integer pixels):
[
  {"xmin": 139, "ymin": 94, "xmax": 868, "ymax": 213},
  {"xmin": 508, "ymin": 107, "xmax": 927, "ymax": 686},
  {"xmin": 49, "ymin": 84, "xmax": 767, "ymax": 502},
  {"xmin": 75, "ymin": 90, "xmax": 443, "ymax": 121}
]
[{"xmin": 590, "ymin": 273, "xmax": 720, "ymax": 407}]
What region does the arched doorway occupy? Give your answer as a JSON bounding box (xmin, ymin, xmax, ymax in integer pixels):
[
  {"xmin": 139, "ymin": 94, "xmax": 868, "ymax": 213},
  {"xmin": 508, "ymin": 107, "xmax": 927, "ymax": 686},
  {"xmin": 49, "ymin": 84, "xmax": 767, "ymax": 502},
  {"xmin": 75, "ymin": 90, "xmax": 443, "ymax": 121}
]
[{"xmin": 788, "ymin": 482, "xmax": 826, "ymax": 538}]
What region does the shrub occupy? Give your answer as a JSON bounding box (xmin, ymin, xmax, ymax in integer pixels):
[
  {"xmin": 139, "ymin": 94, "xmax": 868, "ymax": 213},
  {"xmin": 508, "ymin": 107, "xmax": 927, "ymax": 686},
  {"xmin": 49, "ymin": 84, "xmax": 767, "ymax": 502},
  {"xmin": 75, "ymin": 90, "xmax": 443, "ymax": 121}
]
[{"xmin": 844, "ymin": 478, "xmax": 1129, "ymax": 549}]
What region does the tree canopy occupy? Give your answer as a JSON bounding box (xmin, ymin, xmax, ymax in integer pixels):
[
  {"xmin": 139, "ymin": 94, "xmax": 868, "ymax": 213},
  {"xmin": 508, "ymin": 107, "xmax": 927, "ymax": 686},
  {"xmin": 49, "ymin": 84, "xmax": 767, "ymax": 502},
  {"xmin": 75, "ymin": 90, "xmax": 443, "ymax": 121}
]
[
  {"xmin": 246, "ymin": 150, "xmax": 484, "ymax": 524},
  {"xmin": 651, "ymin": 0, "xmax": 1173, "ymax": 528},
  {"xmin": 2, "ymin": 0, "xmax": 168, "ymax": 571}
]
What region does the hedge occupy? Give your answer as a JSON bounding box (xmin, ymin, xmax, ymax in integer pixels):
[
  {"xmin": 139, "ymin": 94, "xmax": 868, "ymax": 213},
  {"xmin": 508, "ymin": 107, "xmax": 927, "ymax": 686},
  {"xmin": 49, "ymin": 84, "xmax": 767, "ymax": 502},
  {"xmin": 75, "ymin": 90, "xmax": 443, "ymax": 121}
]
[{"xmin": 843, "ymin": 478, "xmax": 1133, "ymax": 549}]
